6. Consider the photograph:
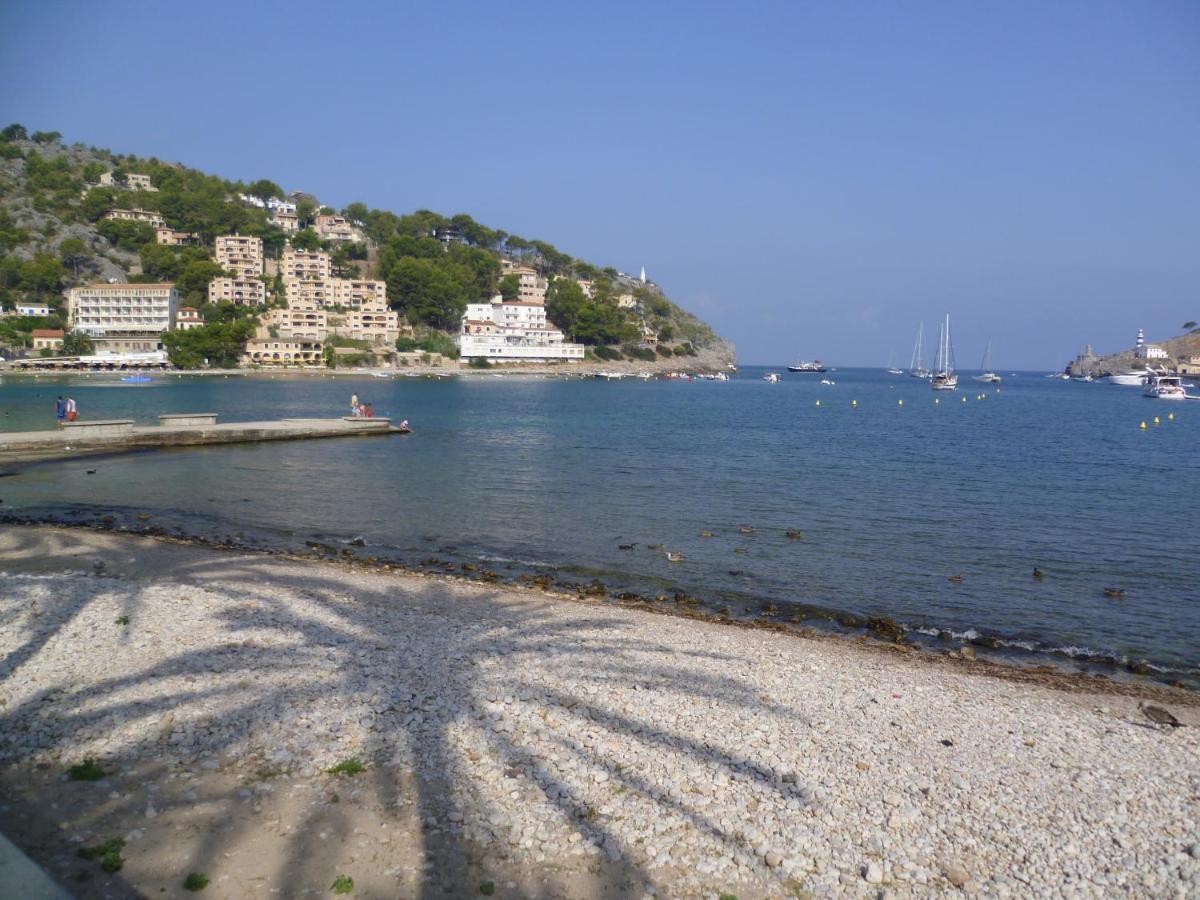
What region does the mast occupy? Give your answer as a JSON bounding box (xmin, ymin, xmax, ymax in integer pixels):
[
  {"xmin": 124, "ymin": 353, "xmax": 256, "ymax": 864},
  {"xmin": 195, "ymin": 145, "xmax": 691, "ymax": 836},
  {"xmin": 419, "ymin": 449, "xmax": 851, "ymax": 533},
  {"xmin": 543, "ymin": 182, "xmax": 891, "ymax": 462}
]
[
  {"xmin": 910, "ymin": 322, "xmax": 924, "ymax": 371},
  {"xmin": 946, "ymin": 315, "xmax": 955, "ymax": 374}
]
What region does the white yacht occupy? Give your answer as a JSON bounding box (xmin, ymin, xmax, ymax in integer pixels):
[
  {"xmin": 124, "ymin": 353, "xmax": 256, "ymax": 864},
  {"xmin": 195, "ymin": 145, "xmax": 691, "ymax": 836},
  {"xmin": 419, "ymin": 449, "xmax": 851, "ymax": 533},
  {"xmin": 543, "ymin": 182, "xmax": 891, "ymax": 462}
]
[
  {"xmin": 764, "ymin": 372, "xmax": 780, "ymax": 383},
  {"xmin": 973, "ymin": 341, "xmax": 1001, "ymax": 383},
  {"xmin": 930, "ymin": 314, "xmax": 958, "ymax": 390},
  {"xmin": 1107, "ymin": 371, "xmax": 1147, "ymax": 387},
  {"xmin": 1143, "ymin": 374, "xmax": 1186, "ymax": 400}
]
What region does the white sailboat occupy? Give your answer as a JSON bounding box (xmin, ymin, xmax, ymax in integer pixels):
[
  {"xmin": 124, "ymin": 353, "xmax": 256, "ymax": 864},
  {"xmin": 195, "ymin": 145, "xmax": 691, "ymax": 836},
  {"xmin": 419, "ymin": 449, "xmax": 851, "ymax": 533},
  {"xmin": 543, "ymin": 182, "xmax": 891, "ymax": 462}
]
[
  {"xmin": 909, "ymin": 323, "xmax": 932, "ymax": 379},
  {"xmin": 974, "ymin": 341, "xmax": 1001, "ymax": 383},
  {"xmin": 930, "ymin": 314, "xmax": 958, "ymax": 390}
]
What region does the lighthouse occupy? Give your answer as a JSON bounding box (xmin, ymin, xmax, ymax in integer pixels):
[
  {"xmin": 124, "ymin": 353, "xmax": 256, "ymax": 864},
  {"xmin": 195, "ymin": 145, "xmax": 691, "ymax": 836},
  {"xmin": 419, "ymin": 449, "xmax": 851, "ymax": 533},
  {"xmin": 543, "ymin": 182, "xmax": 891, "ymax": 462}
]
[{"xmin": 1135, "ymin": 328, "xmax": 1145, "ymax": 351}]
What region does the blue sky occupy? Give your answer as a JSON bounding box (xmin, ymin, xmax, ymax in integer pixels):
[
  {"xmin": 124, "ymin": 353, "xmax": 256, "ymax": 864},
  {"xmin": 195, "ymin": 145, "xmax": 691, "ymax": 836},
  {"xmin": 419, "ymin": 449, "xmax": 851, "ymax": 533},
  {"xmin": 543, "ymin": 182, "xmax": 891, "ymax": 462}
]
[{"xmin": 2, "ymin": 0, "xmax": 1197, "ymax": 366}]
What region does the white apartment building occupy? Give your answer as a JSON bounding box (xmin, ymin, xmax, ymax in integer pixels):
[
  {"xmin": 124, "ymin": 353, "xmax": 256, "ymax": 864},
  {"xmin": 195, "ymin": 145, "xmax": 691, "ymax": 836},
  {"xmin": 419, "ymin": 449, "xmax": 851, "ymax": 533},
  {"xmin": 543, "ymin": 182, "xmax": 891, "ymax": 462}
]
[
  {"xmin": 280, "ymin": 248, "xmax": 332, "ymax": 281},
  {"xmin": 68, "ymin": 283, "xmax": 178, "ymax": 337},
  {"xmin": 457, "ymin": 298, "xmax": 584, "ymax": 362},
  {"xmin": 208, "ymin": 277, "xmax": 266, "ymax": 306},
  {"xmin": 328, "ymin": 302, "xmax": 403, "ymax": 344},
  {"xmin": 241, "ymin": 335, "xmax": 324, "ymax": 367},
  {"xmin": 238, "ymin": 194, "xmax": 298, "ymax": 214},
  {"xmin": 15, "ymin": 303, "xmax": 52, "ymax": 317},
  {"xmin": 263, "ymin": 305, "xmax": 328, "ymax": 341},
  {"xmin": 103, "ymin": 208, "xmax": 166, "ymax": 228},
  {"xmin": 214, "ymin": 234, "xmax": 264, "ymax": 278}
]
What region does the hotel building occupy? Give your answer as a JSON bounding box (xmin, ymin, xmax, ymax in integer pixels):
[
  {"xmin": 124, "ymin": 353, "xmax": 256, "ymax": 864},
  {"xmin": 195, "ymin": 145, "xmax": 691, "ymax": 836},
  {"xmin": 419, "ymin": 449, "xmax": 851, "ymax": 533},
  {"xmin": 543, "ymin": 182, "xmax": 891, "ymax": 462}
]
[
  {"xmin": 457, "ymin": 297, "xmax": 584, "ymax": 362},
  {"xmin": 67, "ymin": 282, "xmax": 178, "ymax": 353}
]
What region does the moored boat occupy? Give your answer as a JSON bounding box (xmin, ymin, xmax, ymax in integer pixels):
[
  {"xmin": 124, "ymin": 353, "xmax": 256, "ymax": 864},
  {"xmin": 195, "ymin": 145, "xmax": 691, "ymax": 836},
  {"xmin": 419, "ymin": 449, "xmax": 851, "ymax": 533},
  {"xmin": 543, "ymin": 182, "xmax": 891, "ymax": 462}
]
[
  {"xmin": 1106, "ymin": 371, "xmax": 1147, "ymax": 386},
  {"xmin": 930, "ymin": 314, "xmax": 958, "ymax": 390},
  {"xmin": 973, "ymin": 341, "xmax": 1001, "ymax": 383},
  {"xmin": 787, "ymin": 360, "xmax": 827, "ymax": 373},
  {"xmin": 1143, "ymin": 374, "xmax": 1187, "ymax": 400}
]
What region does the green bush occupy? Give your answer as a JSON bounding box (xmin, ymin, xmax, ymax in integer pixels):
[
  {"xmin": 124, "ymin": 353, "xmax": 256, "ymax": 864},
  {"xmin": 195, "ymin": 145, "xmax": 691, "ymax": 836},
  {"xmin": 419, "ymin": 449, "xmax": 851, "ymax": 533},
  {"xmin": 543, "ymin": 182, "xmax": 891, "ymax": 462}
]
[
  {"xmin": 593, "ymin": 345, "xmax": 622, "ymax": 361},
  {"xmin": 468, "ymin": 356, "xmax": 491, "ymax": 368},
  {"xmin": 622, "ymin": 345, "xmax": 656, "ymax": 362},
  {"xmin": 656, "ymin": 345, "xmax": 674, "ymax": 357}
]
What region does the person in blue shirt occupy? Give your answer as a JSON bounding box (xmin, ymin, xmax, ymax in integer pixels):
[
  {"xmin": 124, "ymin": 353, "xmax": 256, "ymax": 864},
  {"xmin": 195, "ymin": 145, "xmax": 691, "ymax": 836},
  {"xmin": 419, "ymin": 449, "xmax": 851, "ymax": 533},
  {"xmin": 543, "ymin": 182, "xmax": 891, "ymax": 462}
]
[{"xmin": 55, "ymin": 396, "xmax": 65, "ymax": 426}]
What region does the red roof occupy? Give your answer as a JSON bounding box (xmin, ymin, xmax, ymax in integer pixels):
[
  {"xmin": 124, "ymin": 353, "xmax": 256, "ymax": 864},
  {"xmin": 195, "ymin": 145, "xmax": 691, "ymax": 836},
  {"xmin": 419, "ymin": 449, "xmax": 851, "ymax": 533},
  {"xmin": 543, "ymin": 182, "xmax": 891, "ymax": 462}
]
[{"xmin": 31, "ymin": 328, "xmax": 64, "ymax": 337}]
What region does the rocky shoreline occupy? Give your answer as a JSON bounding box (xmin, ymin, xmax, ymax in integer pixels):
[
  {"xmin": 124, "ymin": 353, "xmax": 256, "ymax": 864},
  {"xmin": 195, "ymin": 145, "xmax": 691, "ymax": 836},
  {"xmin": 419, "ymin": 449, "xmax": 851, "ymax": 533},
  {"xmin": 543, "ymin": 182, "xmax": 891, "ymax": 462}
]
[{"xmin": 2, "ymin": 525, "xmax": 1198, "ymax": 898}]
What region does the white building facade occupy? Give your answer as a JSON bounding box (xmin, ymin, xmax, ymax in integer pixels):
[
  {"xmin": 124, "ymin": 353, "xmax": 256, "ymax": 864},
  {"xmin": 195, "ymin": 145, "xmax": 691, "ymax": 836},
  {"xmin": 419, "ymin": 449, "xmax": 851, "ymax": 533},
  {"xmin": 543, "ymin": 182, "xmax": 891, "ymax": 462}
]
[
  {"xmin": 67, "ymin": 283, "xmax": 178, "ymax": 337},
  {"xmin": 457, "ymin": 298, "xmax": 584, "ymax": 362}
]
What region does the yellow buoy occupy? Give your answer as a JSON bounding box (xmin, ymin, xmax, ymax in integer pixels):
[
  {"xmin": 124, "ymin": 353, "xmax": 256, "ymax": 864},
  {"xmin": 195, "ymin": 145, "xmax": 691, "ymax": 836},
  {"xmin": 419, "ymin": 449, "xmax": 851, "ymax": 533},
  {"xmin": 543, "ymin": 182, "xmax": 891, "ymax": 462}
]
[
  {"xmin": 852, "ymin": 399, "xmax": 858, "ymax": 407},
  {"xmin": 1140, "ymin": 421, "xmax": 1147, "ymax": 430},
  {"xmin": 934, "ymin": 398, "xmax": 940, "ymax": 405},
  {"xmin": 1153, "ymin": 416, "xmax": 1160, "ymax": 425},
  {"xmin": 898, "ymin": 399, "xmax": 903, "ymax": 406},
  {"xmin": 961, "ymin": 396, "xmax": 967, "ymax": 403},
  {"xmin": 1168, "ymin": 412, "xmax": 1175, "ymax": 421},
  {"xmin": 815, "ymin": 399, "xmax": 821, "ymax": 406}
]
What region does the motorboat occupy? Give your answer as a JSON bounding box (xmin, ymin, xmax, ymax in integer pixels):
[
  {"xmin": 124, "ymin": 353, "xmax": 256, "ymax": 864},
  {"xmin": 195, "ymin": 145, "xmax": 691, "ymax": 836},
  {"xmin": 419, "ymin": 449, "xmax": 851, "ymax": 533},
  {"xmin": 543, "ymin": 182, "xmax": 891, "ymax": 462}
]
[
  {"xmin": 787, "ymin": 360, "xmax": 827, "ymax": 373},
  {"xmin": 120, "ymin": 375, "xmax": 152, "ymax": 383},
  {"xmin": 819, "ymin": 378, "xmax": 836, "ymax": 385},
  {"xmin": 764, "ymin": 372, "xmax": 781, "ymax": 383},
  {"xmin": 1106, "ymin": 371, "xmax": 1147, "ymax": 387},
  {"xmin": 1143, "ymin": 374, "xmax": 1187, "ymax": 400}
]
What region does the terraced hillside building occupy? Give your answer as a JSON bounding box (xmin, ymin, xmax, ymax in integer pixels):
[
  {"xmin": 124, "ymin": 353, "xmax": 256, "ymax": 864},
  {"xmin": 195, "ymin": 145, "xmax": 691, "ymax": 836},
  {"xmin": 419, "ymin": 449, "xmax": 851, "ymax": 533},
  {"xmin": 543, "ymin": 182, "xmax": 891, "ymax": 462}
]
[{"xmin": 67, "ymin": 282, "xmax": 179, "ymax": 353}]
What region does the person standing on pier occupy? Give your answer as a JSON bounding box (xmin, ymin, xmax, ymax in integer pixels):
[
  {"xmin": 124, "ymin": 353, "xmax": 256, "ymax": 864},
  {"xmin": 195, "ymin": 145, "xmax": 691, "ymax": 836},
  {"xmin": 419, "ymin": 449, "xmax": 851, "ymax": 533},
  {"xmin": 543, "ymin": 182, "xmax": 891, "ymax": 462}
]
[
  {"xmin": 65, "ymin": 396, "xmax": 77, "ymax": 422},
  {"xmin": 55, "ymin": 396, "xmax": 65, "ymax": 427},
  {"xmin": 351, "ymin": 393, "xmax": 359, "ymax": 416}
]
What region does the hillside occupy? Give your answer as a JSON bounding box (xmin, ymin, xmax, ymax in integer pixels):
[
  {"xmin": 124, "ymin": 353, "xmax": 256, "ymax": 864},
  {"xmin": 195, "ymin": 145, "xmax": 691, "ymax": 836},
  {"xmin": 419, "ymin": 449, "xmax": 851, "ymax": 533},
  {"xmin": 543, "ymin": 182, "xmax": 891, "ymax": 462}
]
[
  {"xmin": 0, "ymin": 125, "xmax": 734, "ymax": 368},
  {"xmin": 1069, "ymin": 327, "xmax": 1200, "ymax": 376}
]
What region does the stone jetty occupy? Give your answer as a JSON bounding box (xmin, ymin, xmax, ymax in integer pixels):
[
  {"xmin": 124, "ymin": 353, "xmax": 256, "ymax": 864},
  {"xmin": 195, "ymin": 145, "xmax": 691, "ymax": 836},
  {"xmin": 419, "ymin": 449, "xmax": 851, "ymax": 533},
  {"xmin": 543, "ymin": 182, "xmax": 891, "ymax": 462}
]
[{"xmin": 0, "ymin": 416, "xmax": 404, "ymax": 463}]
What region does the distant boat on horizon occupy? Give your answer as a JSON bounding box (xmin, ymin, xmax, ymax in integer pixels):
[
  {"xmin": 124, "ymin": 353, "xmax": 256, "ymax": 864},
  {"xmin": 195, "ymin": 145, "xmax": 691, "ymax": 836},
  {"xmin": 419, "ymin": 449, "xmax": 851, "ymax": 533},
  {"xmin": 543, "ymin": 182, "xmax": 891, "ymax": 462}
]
[
  {"xmin": 909, "ymin": 322, "xmax": 932, "ymax": 379},
  {"xmin": 787, "ymin": 359, "xmax": 827, "ymax": 373},
  {"xmin": 974, "ymin": 341, "xmax": 1001, "ymax": 383}
]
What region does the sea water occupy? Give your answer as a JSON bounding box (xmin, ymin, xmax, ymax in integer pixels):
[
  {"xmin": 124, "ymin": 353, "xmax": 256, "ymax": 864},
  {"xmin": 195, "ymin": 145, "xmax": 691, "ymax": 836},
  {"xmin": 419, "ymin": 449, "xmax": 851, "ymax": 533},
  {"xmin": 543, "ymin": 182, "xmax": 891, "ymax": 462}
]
[{"xmin": 1, "ymin": 368, "xmax": 1196, "ymax": 683}]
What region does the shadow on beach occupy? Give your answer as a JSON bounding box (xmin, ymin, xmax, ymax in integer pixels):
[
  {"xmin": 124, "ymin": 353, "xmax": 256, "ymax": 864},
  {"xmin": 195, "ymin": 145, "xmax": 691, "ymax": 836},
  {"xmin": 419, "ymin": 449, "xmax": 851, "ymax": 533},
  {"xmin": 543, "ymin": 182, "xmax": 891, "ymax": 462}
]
[{"xmin": 0, "ymin": 528, "xmax": 812, "ymax": 898}]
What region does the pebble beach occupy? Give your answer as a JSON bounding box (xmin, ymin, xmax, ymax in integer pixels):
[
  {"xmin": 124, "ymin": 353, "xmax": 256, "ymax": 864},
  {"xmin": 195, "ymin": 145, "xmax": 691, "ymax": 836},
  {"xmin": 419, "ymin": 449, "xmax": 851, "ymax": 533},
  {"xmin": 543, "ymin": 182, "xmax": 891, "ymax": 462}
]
[{"xmin": 1, "ymin": 525, "xmax": 1198, "ymax": 899}]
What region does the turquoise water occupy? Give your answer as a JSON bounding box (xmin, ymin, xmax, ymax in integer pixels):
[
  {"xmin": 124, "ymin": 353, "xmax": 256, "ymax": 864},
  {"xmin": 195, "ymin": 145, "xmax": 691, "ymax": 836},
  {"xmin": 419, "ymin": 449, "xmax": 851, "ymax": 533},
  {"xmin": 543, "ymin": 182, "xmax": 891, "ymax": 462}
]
[{"xmin": 1, "ymin": 368, "xmax": 1197, "ymax": 683}]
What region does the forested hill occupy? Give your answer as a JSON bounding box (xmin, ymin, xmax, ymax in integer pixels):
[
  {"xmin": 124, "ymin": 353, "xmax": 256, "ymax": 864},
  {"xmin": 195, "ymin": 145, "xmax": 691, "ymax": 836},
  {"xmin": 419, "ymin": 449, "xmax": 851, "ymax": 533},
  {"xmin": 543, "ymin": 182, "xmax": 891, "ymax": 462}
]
[{"xmin": 0, "ymin": 125, "xmax": 733, "ymax": 364}]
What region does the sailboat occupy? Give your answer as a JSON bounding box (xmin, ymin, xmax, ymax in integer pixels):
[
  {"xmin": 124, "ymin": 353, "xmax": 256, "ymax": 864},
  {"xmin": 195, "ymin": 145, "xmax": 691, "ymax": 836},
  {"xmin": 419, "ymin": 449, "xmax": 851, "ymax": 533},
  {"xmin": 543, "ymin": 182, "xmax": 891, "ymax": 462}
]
[
  {"xmin": 930, "ymin": 315, "xmax": 958, "ymax": 390},
  {"xmin": 974, "ymin": 341, "xmax": 1001, "ymax": 383},
  {"xmin": 887, "ymin": 351, "xmax": 903, "ymax": 375},
  {"xmin": 909, "ymin": 323, "xmax": 932, "ymax": 379}
]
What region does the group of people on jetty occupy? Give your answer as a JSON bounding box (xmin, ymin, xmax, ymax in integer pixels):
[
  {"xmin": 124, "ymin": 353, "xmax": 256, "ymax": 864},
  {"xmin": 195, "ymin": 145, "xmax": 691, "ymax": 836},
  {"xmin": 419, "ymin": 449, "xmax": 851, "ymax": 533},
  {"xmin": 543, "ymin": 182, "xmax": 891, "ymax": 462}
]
[
  {"xmin": 349, "ymin": 393, "xmax": 375, "ymax": 418},
  {"xmin": 54, "ymin": 395, "xmax": 78, "ymax": 426}
]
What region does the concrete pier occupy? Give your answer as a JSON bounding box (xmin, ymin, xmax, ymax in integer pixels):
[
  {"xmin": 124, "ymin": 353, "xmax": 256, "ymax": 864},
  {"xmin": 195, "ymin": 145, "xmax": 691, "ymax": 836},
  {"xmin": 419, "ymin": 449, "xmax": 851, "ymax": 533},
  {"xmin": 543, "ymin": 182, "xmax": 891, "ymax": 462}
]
[{"xmin": 0, "ymin": 417, "xmax": 406, "ymax": 463}]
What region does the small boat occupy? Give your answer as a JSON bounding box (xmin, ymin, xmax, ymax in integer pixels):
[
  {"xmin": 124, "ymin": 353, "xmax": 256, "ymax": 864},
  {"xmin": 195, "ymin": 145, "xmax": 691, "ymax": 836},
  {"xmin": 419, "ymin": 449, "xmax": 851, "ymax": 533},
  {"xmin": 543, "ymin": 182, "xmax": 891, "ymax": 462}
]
[
  {"xmin": 973, "ymin": 341, "xmax": 1001, "ymax": 383},
  {"xmin": 819, "ymin": 378, "xmax": 836, "ymax": 385},
  {"xmin": 1106, "ymin": 371, "xmax": 1147, "ymax": 386},
  {"xmin": 788, "ymin": 359, "xmax": 827, "ymax": 373},
  {"xmin": 372, "ymin": 372, "xmax": 393, "ymax": 378},
  {"xmin": 930, "ymin": 315, "xmax": 958, "ymax": 391},
  {"xmin": 1071, "ymin": 374, "xmax": 1094, "ymax": 383},
  {"xmin": 763, "ymin": 372, "xmax": 781, "ymax": 383},
  {"xmin": 1143, "ymin": 374, "xmax": 1187, "ymax": 400},
  {"xmin": 120, "ymin": 375, "xmax": 152, "ymax": 384},
  {"xmin": 886, "ymin": 352, "xmax": 904, "ymax": 375}
]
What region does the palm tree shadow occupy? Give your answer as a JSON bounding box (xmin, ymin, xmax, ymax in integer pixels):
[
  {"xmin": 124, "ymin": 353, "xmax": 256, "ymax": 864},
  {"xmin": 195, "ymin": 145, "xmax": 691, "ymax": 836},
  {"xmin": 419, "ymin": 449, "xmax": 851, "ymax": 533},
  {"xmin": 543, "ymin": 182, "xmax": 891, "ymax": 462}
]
[{"xmin": 1, "ymin": 534, "xmax": 811, "ymax": 897}]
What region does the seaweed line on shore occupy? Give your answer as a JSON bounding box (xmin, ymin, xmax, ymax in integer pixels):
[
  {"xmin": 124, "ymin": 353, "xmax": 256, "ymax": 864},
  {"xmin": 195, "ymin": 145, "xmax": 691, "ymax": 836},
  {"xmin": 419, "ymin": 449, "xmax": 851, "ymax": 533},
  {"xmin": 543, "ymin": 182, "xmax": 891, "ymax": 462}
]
[{"xmin": 1, "ymin": 512, "xmax": 1195, "ymax": 705}]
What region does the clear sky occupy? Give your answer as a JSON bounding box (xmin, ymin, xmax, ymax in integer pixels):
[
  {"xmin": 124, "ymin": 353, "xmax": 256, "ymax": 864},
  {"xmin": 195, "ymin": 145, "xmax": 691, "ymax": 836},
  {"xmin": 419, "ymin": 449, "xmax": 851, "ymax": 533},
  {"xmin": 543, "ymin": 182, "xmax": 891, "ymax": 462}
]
[{"xmin": 2, "ymin": 0, "xmax": 1197, "ymax": 366}]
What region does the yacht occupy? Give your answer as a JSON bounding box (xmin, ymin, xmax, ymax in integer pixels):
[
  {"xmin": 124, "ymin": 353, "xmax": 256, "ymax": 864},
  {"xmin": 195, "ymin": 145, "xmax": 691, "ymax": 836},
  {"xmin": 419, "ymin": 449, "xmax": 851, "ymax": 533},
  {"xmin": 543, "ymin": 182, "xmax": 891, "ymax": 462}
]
[
  {"xmin": 1143, "ymin": 374, "xmax": 1187, "ymax": 400},
  {"xmin": 973, "ymin": 341, "xmax": 1001, "ymax": 383},
  {"xmin": 787, "ymin": 359, "xmax": 827, "ymax": 373},
  {"xmin": 1106, "ymin": 371, "xmax": 1147, "ymax": 387},
  {"xmin": 909, "ymin": 323, "xmax": 932, "ymax": 378},
  {"xmin": 930, "ymin": 314, "xmax": 958, "ymax": 391}
]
